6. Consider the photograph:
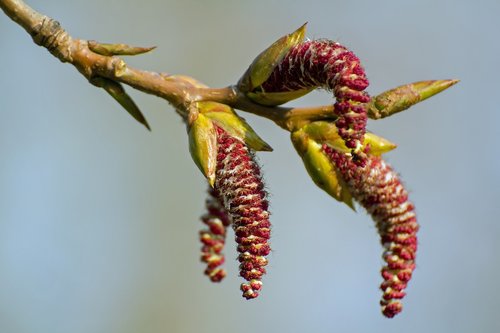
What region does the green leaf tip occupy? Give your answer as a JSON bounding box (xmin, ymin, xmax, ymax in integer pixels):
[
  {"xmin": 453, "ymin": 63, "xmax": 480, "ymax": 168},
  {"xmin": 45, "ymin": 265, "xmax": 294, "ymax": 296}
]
[{"xmin": 368, "ymin": 79, "xmax": 459, "ymax": 119}]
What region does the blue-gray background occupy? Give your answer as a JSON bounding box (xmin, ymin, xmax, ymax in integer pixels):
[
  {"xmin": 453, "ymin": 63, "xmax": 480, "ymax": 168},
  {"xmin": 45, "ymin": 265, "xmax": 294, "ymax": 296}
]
[{"xmin": 1, "ymin": 1, "xmax": 499, "ymax": 332}]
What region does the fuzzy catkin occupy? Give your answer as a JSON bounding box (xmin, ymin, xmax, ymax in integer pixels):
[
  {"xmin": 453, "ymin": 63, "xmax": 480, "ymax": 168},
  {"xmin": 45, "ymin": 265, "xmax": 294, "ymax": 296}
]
[
  {"xmin": 323, "ymin": 146, "xmax": 418, "ymax": 318},
  {"xmin": 199, "ymin": 188, "xmax": 231, "ymax": 282},
  {"xmin": 262, "ymin": 40, "xmax": 370, "ymax": 162},
  {"xmin": 214, "ymin": 126, "xmax": 271, "ymax": 299}
]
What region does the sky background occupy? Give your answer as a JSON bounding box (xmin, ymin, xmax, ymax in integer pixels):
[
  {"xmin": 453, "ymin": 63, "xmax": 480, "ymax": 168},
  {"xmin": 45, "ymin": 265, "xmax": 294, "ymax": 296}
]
[{"xmin": 1, "ymin": 0, "xmax": 499, "ymax": 332}]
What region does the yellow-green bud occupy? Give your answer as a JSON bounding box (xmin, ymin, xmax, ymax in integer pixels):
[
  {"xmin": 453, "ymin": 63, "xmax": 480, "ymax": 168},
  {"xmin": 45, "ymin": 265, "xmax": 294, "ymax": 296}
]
[
  {"xmin": 367, "ymin": 79, "xmax": 459, "ymax": 119},
  {"xmin": 88, "ymin": 40, "xmax": 156, "ymax": 56}
]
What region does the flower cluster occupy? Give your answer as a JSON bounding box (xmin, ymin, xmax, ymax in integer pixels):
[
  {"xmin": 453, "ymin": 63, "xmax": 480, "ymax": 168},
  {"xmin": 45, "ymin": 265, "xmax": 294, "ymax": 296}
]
[
  {"xmin": 0, "ymin": 4, "xmax": 453, "ymax": 319},
  {"xmin": 187, "ymin": 24, "xmax": 455, "ymax": 318}
]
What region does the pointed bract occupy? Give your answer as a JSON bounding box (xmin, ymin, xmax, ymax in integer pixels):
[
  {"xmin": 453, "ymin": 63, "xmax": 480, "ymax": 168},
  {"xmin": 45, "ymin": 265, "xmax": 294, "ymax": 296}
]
[
  {"xmin": 367, "ymin": 79, "xmax": 459, "ymax": 119},
  {"xmin": 291, "ymin": 129, "xmax": 354, "ymax": 209},
  {"xmin": 196, "ymin": 101, "xmax": 272, "ymax": 152},
  {"xmin": 364, "ymin": 132, "xmax": 397, "ymax": 155},
  {"xmin": 300, "ymin": 121, "xmax": 350, "ymax": 153},
  {"xmin": 238, "ymin": 23, "xmax": 307, "ymax": 92},
  {"xmin": 299, "ymin": 121, "xmax": 396, "ymax": 156},
  {"xmin": 188, "ymin": 113, "xmax": 218, "ymax": 186},
  {"xmin": 91, "ymin": 77, "xmax": 150, "ymax": 130}
]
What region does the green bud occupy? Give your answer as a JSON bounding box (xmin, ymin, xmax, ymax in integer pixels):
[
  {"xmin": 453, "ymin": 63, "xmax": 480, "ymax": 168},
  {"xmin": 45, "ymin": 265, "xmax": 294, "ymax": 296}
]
[
  {"xmin": 246, "ymin": 88, "xmax": 314, "ymax": 106},
  {"xmin": 367, "ymin": 79, "xmax": 459, "ymax": 119},
  {"xmin": 238, "ymin": 23, "xmax": 307, "ymax": 92},
  {"xmin": 291, "ymin": 129, "xmax": 354, "ymax": 209},
  {"xmin": 197, "ymin": 101, "xmax": 272, "ymax": 152},
  {"xmin": 88, "ymin": 40, "xmax": 156, "ymax": 56},
  {"xmin": 188, "ymin": 112, "xmax": 217, "ymax": 186}
]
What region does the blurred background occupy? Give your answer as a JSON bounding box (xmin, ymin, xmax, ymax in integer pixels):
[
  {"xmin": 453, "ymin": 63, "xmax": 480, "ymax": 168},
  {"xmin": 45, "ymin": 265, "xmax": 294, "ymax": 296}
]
[{"xmin": 1, "ymin": 0, "xmax": 499, "ymax": 332}]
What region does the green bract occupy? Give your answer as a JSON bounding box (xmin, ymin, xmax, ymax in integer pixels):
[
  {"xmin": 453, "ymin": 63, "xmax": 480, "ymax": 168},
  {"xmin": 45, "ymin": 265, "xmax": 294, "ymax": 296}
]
[
  {"xmin": 300, "ymin": 121, "xmax": 397, "ymax": 155},
  {"xmin": 197, "ymin": 101, "xmax": 272, "ymax": 152},
  {"xmin": 187, "ymin": 101, "xmax": 272, "ymax": 186},
  {"xmin": 291, "ymin": 121, "xmax": 397, "ymax": 208},
  {"xmin": 238, "ymin": 23, "xmax": 306, "ymax": 92},
  {"xmin": 188, "ymin": 112, "xmax": 217, "ymax": 186},
  {"xmin": 291, "ymin": 129, "xmax": 354, "ymax": 209}
]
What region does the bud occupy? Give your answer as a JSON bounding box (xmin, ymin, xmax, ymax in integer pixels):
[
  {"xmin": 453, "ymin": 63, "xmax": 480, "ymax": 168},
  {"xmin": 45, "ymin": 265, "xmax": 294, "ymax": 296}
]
[
  {"xmin": 88, "ymin": 40, "xmax": 156, "ymax": 56},
  {"xmin": 367, "ymin": 79, "xmax": 459, "ymax": 119},
  {"xmin": 238, "ymin": 23, "xmax": 307, "ymax": 92}
]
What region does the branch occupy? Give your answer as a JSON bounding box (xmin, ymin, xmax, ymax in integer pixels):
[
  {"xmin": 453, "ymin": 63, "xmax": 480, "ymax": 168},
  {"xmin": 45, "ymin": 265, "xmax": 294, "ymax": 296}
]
[{"xmin": 0, "ymin": 0, "xmax": 338, "ymax": 132}]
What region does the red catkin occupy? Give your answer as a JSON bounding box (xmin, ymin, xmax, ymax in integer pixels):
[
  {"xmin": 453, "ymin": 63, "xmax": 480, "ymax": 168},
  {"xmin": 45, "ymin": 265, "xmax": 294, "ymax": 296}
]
[
  {"xmin": 199, "ymin": 187, "xmax": 231, "ymax": 282},
  {"xmin": 323, "ymin": 146, "xmax": 418, "ymax": 318},
  {"xmin": 262, "ymin": 40, "xmax": 370, "ymax": 162},
  {"xmin": 213, "ymin": 126, "xmax": 271, "ymax": 299}
]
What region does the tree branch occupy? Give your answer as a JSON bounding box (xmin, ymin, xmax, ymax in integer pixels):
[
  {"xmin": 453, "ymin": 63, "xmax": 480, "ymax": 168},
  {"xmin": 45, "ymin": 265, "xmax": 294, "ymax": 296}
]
[{"xmin": 0, "ymin": 0, "xmax": 339, "ymax": 132}]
